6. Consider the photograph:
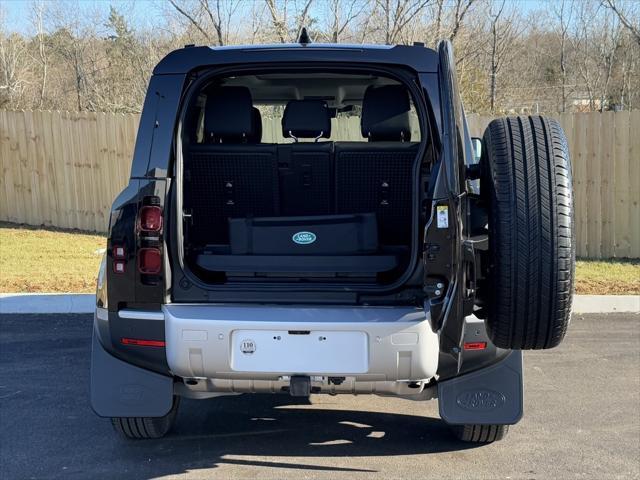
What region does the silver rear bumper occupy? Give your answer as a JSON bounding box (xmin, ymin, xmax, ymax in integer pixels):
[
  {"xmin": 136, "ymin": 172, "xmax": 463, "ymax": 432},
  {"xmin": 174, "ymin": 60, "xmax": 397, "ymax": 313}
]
[{"xmin": 162, "ymin": 304, "xmax": 439, "ymax": 390}]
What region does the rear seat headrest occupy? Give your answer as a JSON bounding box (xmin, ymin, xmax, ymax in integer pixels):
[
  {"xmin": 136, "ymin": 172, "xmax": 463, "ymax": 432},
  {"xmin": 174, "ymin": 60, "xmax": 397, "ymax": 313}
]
[
  {"xmin": 282, "ymin": 100, "xmax": 331, "ymax": 141},
  {"xmin": 361, "ymin": 85, "xmax": 412, "ymax": 142},
  {"xmin": 204, "ymin": 86, "xmax": 255, "ymax": 143},
  {"xmin": 248, "ymin": 107, "xmax": 262, "ymax": 143}
]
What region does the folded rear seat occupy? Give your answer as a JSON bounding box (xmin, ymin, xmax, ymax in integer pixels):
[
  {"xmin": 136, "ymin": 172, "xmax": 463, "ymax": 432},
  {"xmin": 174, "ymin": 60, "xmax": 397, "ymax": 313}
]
[
  {"xmin": 191, "ymin": 89, "xmax": 414, "ymax": 278},
  {"xmin": 278, "ymin": 100, "xmax": 333, "ymax": 216},
  {"xmin": 334, "ymin": 85, "xmax": 419, "ymax": 246},
  {"xmin": 185, "ymin": 87, "xmax": 278, "ymax": 245},
  {"xmin": 195, "ymin": 99, "xmax": 402, "ymax": 277}
]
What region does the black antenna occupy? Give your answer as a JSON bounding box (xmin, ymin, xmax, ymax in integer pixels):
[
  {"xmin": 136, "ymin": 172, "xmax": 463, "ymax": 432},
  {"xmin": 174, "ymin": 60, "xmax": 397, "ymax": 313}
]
[{"xmin": 298, "ymin": 27, "xmax": 311, "ymax": 45}]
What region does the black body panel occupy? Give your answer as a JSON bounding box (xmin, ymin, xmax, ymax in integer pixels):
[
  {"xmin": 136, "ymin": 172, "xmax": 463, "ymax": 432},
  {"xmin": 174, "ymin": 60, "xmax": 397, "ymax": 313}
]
[
  {"xmin": 154, "ymin": 44, "xmax": 439, "ymax": 75},
  {"xmin": 171, "ymin": 62, "xmax": 430, "ymax": 301},
  {"xmin": 91, "ymin": 329, "xmax": 173, "ymax": 418},
  {"xmin": 131, "ymin": 75, "xmax": 186, "ymax": 178},
  {"xmin": 106, "ymin": 312, "xmax": 169, "ymax": 373},
  {"xmin": 97, "ymin": 42, "xmax": 483, "ymax": 375}
]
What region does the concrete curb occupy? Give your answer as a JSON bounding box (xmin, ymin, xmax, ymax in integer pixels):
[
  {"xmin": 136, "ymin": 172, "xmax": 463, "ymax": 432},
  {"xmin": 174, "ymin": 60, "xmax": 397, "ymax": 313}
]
[
  {"xmin": 572, "ymin": 295, "xmax": 639, "ymax": 314},
  {"xmin": 0, "ymin": 293, "xmax": 95, "ymax": 314},
  {"xmin": 0, "ymin": 293, "xmax": 638, "ymax": 315}
]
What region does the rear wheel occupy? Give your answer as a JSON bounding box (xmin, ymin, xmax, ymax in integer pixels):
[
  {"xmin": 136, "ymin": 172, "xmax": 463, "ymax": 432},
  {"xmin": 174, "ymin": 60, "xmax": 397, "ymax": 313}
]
[
  {"xmin": 111, "ymin": 396, "xmax": 180, "ymax": 439},
  {"xmin": 480, "ymin": 116, "xmax": 574, "ymax": 350},
  {"xmin": 450, "ymin": 424, "xmax": 509, "ymax": 443}
]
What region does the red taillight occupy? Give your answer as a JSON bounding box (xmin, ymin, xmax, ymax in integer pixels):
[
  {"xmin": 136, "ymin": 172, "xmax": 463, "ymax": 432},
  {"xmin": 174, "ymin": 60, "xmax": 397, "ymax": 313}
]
[
  {"xmin": 136, "ymin": 197, "xmax": 163, "ymax": 280},
  {"xmin": 138, "ymin": 247, "xmax": 162, "ymax": 274},
  {"xmin": 121, "ymin": 337, "xmax": 165, "ymax": 347},
  {"xmin": 138, "ymin": 205, "xmax": 163, "ymax": 232},
  {"xmin": 113, "ymin": 245, "xmax": 126, "ymax": 259},
  {"xmin": 463, "ymin": 341, "xmax": 487, "ymax": 350}
]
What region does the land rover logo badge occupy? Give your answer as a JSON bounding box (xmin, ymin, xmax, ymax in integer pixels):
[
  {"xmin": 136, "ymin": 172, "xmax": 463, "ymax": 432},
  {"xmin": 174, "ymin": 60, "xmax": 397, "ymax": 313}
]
[
  {"xmin": 292, "ymin": 231, "xmax": 316, "ymax": 245},
  {"xmin": 456, "ymin": 389, "xmax": 505, "ymax": 412},
  {"xmin": 240, "ymin": 339, "xmax": 256, "ymax": 355}
]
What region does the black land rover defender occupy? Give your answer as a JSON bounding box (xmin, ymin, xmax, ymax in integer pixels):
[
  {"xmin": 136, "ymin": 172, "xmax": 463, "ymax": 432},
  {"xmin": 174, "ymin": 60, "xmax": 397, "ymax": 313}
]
[{"xmin": 91, "ymin": 37, "xmax": 574, "ymax": 443}]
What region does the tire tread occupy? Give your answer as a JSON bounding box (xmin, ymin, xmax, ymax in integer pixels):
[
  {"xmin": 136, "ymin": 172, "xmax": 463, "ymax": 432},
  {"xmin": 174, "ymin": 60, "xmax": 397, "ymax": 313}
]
[
  {"xmin": 482, "ymin": 115, "xmax": 574, "ymax": 350},
  {"xmin": 110, "ymin": 397, "xmax": 180, "ymax": 440},
  {"xmin": 451, "ymin": 424, "xmax": 509, "ymax": 443}
]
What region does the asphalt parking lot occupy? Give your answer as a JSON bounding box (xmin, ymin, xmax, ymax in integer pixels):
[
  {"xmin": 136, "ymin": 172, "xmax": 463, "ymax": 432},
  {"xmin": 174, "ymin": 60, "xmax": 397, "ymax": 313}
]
[{"xmin": 0, "ymin": 313, "xmax": 638, "ymax": 480}]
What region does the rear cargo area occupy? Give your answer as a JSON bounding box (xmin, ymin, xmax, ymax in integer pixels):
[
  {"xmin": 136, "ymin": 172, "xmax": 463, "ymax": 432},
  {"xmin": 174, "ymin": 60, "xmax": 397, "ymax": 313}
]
[{"xmin": 179, "ymin": 71, "xmax": 428, "ymax": 286}]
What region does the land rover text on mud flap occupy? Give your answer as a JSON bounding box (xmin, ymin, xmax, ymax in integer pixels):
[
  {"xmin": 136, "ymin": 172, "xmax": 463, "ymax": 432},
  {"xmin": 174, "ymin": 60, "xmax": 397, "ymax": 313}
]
[{"xmin": 91, "ymin": 35, "xmax": 574, "ymax": 443}]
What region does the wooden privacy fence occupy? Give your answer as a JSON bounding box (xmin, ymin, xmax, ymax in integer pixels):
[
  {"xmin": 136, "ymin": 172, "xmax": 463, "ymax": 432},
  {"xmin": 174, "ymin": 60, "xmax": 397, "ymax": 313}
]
[
  {"xmin": 1, "ymin": 110, "xmax": 638, "ymax": 258},
  {"xmin": 0, "ymin": 110, "xmax": 139, "ymax": 233},
  {"xmin": 466, "ymin": 112, "xmax": 640, "ymax": 259}
]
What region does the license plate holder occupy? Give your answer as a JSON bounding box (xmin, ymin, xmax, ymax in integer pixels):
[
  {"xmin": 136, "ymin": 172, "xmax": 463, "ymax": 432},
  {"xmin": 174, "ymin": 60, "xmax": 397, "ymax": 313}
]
[{"xmin": 230, "ymin": 329, "xmax": 368, "ymax": 374}]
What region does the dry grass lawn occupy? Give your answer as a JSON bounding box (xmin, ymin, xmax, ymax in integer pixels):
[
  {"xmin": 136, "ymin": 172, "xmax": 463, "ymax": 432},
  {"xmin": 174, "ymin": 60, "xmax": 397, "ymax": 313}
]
[
  {"xmin": 0, "ymin": 223, "xmax": 638, "ymax": 295},
  {"xmin": 0, "ymin": 222, "xmax": 105, "ymax": 293},
  {"xmin": 575, "ymin": 259, "xmax": 640, "ymax": 295}
]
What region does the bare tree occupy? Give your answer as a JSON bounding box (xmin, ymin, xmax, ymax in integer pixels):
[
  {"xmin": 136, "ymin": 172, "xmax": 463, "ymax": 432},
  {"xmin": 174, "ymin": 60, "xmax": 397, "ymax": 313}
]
[
  {"xmin": 0, "ymin": 33, "xmax": 28, "ymax": 108},
  {"xmin": 265, "ymin": 0, "xmax": 288, "ymax": 42},
  {"xmin": 249, "ymin": 2, "xmax": 267, "ymax": 43},
  {"xmin": 168, "ymin": 0, "xmax": 213, "ymax": 43},
  {"xmin": 47, "ymin": 5, "xmax": 107, "ymax": 111},
  {"xmin": 574, "ymin": 1, "xmax": 622, "ymax": 111},
  {"xmin": 30, "ymin": 2, "xmax": 48, "ymax": 108},
  {"xmin": 206, "ymin": 0, "xmax": 226, "ymax": 46},
  {"xmin": 425, "ymin": 0, "xmax": 482, "ymax": 65},
  {"xmin": 357, "ymin": 5, "xmax": 375, "ymax": 43},
  {"xmin": 0, "ymin": 0, "xmax": 639, "ymax": 114},
  {"xmin": 264, "ymin": 0, "xmax": 313, "ymax": 43},
  {"xmin": 617, "ymin": 28, "xmax": 640, "ymax": 109},
  {"xmin": 487, "ymin": 0, "xmax": 518, "ymax": 112},
  {"xmin": 449, "ymin": 0, "xmax": 477, "ymax": 41},
  {"xmin": 552, "ymin": 0, "xmax": 575, "ymax": 112},
  {"xmin": 598, "ymin": 9, "xmax": 623, "ymax": 110},
  {"xmin": 602, "ymin": 0, "xmax": 640, "ymax": 45},
  {"xmin": 433, "ymin": 0, "xmax": 444, "ymax": 41},
  {"xmin": 375, "ymin": 0, "xmax": 430, "ymax": 45},
  {"xmin": 323, "ymin": 0, "xmax": 367, "ymax": 43},
  {"xmin": 168, "ymin": 0, "xmax": 241, "ymax": 46}
]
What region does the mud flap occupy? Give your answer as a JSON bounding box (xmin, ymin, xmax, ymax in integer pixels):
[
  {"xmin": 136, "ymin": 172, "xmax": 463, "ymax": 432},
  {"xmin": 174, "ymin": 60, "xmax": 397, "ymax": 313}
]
[
  {"xmin": 90, "ymin": 330, "xmax": 173, "ymax": 418},
  {"xmin": 438, "ymin": 351, "xmax": 523, "ymax": 425}
]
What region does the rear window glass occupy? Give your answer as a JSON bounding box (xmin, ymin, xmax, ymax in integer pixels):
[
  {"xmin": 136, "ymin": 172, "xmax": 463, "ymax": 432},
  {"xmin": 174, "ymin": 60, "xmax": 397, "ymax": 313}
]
[{"xmin": 188, "ymin": 72, "xmax": 421, "ymax": 144}]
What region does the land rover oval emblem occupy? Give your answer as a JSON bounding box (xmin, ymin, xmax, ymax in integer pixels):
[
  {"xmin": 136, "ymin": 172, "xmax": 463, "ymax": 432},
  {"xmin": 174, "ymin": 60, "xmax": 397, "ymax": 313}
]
[
  {"xmin": 240, "ymin": 339, "xmax": 256, "ymax": 355},
  {"xmin": 292, "ymin": 231, "xmax": 316, "ymax": 245},
  {"xmin": 456, "ymin": 389, "xmax": 506, "ymax": 412}
]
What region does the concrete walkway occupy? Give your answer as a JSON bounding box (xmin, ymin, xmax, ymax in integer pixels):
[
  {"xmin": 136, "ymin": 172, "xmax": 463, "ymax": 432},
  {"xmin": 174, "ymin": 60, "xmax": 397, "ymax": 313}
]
[
  {"xmin": 0, "ymin": 293, "xmax": 95, "ymax": 314},
  {"xmin": 572, "ymin": 294, "xmax": 639, "ymax": 314},
  {"xmin": 1, "ymin": 293, "xmax": 638, "ymax": 315}
]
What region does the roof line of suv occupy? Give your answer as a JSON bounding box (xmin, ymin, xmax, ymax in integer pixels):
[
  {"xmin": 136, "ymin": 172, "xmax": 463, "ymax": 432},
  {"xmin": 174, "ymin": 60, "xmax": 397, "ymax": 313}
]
[{"xmin": 153, "ymin": 44, "xmax": 439, "ymax": 75}]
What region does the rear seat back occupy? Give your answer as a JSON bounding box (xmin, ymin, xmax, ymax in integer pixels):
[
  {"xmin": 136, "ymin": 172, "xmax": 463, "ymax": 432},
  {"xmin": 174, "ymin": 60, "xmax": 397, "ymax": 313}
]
[
  {"xmin": 278, "ymin": 100, "xmax": 333, "ymax": 216},
  {"xmin": 334, "ymin": 85, "xmax": 419, "ymax": 245},
  {"xmin": 186, "ymin": 87, "xmax": 278, "ymax": 245},
  {"xmin": 186, "ymin": 86, "xmax": 419, "ymax": 248}
]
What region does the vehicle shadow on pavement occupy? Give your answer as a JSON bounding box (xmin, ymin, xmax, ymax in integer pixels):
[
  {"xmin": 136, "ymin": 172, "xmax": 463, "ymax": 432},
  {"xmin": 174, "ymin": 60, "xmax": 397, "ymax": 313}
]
[
  {"xmin": 0, "ymin": 315, "xmax": 483, "ymax": 479},
  {"xmin": 112, "ymin": 394, "xmax": 479, "ymax": 476}
]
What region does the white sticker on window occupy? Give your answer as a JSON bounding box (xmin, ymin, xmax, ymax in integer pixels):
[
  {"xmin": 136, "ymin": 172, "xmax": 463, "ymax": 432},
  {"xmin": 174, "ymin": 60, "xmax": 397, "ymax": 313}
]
[{"xmin": 437, "ymin": 205, "xmax": 449, "ymax": 228}]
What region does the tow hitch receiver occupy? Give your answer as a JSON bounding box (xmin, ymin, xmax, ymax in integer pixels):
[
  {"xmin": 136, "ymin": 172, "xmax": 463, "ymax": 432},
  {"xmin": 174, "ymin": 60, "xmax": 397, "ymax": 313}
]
[{"xmin": 289, "ymin": 376, "xmax": 311, "ymax": 397}]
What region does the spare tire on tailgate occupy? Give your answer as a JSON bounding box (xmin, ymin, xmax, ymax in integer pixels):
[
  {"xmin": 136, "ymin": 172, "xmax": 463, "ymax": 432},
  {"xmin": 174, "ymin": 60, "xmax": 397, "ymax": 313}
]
[{"xmin": 480, "ymin": 116, "xmax": 575, "ymax": 350}]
